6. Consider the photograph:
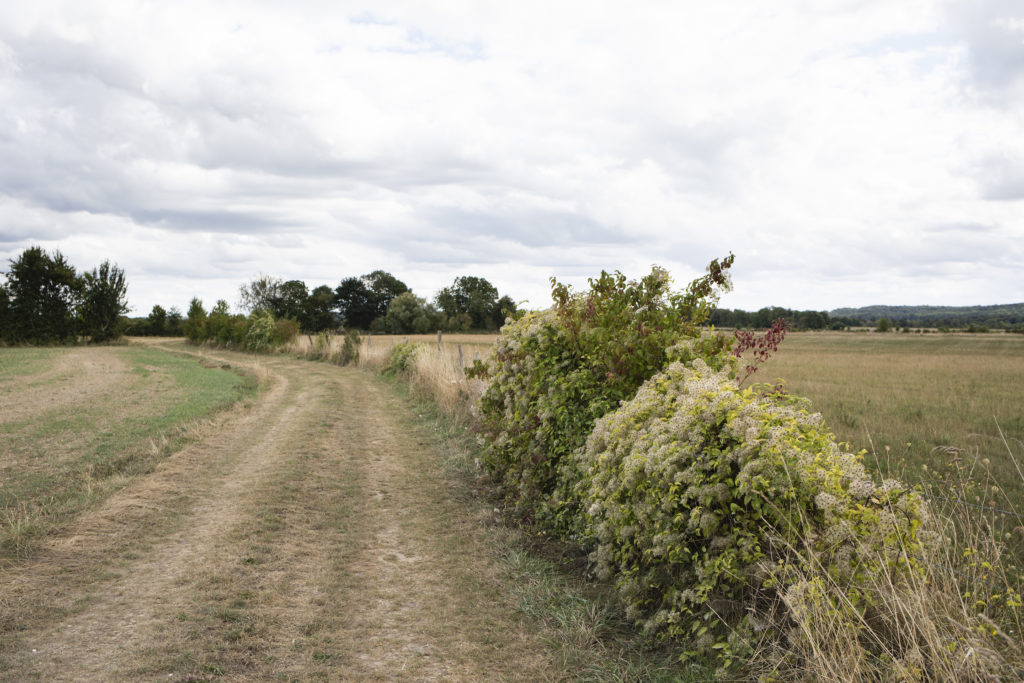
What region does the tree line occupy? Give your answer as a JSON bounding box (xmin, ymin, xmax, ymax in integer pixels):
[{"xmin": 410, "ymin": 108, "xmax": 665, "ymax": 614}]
[
  {"xmin": 0, "ymin": 246, "xmax": 129, "ymax": 344},
  {"xmin": 830, "ymin": 303, "xmax": 1024, "ymax": 330},
  {"xmin": 709, "ymin": 306, "xmax": 857, "ymax": 330},
  {"xmin": 128, "ymin": 269, "xmax": 519, "ymax": 338}
]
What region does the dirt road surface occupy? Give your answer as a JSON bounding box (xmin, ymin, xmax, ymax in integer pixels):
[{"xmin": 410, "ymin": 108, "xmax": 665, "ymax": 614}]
[{"xmin": 0, "ymin": 344, "xmax": 561, "ymax": 681}]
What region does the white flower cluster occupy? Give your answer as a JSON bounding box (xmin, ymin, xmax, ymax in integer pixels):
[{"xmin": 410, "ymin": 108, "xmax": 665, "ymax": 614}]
[{"xmin": 574, "ymin": 356, "xmax": 929, "ymax": 646}]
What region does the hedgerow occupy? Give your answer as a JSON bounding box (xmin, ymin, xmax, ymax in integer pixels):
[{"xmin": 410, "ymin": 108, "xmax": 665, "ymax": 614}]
[
  {"xmin": 471, "ymin": 259, "xmax": 734, "ymax": 530},
  {"xmin": 577, "ymin": 356, "xmax": 928, "ymax": 672},
  {"xmin": 468, "ymin": 258, "xmax": 943, "ymax": 676}
]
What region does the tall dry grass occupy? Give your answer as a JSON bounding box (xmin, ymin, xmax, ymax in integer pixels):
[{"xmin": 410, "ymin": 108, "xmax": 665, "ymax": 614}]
[
  {"xmin": 286, "ymin": 333, "xmax": 485, "ymax": 422},
  {"xmin": 749, "ymin": 435, "xmax": 1024, "ymax": 681}
]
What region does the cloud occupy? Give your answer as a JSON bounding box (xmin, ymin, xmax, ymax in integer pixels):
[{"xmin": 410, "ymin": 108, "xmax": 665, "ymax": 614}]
[
  {"xmin": 0, "ymin": 1, "xmax": 1022, "ymax": 316},
  {"xmin": 945, "ymin": 0, "xmax": 1024, "ymax": 100}
]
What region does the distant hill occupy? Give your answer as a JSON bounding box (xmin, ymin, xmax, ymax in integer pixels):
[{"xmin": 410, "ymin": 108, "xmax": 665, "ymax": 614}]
[{"xmin": 829, "ymin": 303, "xmax": 1024, "ymax": 328}]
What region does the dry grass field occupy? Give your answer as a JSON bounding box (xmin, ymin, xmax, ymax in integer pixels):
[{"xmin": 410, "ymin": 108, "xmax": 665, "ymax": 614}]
[{"xmin": 764, "ymin": 332, "xmax": 1024, "ymax": 506}]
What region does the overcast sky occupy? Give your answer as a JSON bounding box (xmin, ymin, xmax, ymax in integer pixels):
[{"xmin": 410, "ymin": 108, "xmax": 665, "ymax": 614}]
[{"xmin": 1, "ymin": 0, "xmax": 1022, "ymax": 315}]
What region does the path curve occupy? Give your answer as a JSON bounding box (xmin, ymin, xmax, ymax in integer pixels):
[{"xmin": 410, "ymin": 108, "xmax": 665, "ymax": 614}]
[{"xmin": 0, "ymin": 344, "xmax": 559, "ymax": 681}]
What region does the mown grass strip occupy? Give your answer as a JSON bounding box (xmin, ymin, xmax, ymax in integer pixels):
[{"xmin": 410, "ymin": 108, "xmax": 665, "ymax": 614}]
[{"xmin": 0, "ymin": 345, "xmax": 259, "ymax": 559}]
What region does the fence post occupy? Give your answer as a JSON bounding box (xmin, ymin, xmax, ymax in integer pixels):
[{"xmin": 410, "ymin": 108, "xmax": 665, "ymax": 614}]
[
  {"xmin": 437, "ymin": 330, "xmax": 442, "ymax": 353},
  {"xmin": 458, "ymin": 344, "xmax": 464, "ymax": 368}
]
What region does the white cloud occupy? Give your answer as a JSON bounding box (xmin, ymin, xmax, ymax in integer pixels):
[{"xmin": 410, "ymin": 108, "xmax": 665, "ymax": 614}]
[{"xmin": 0, "ymin": 0, "xmax": 1021, "ymax": 316}]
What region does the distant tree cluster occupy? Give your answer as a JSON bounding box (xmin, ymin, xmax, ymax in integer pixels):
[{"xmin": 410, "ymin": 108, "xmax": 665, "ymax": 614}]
[
  {"xmin": 239, "ymin": 270, "xmax": 517, "ymax": 334},
  {"xmin": 180, "ymin": 297, "xmax": 299, "ymax": 350},
  {"xmin": 0, "ymin": 246, "xmax": 129, "ymax": 344},
  {"xmin": 831, "ymin": 303, "xmax": 1024, "ymax": 330},
  {"xmin": 123, "ymin": 304, "xmax": 186, "ymax": 337},
  {"xmin": 709, "ymin": 306, "xmax": 854, "ymax": 331}
]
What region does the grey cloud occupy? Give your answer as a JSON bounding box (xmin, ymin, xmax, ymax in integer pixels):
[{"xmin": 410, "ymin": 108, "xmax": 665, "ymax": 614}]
[
  {"xmin": 923, "ymin": 222, "xmax": 997, "ymax": 233},
  {"xmin": 418, "ymin": 207, "xmax": 629, "ymax": 250},
  {"xmin": 975, "ymin": 155, "xmax": 1024, "ymax": 200},
  {"xmin": 946, "ymin": 0, "xmax": 1024, "ymax": 96},
  {"xmin": 129, "ymin": 209, "xmax": 289, "ymax": 233},
  {"xmin": 3, "ymin": 29, "xmax": 143, "ymax": 96}
]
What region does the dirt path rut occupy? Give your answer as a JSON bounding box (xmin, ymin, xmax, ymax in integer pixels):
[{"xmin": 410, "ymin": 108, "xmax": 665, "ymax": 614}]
[{"xmin": 0, "ymin": 346, "xmax": 558, "ymax": 681}]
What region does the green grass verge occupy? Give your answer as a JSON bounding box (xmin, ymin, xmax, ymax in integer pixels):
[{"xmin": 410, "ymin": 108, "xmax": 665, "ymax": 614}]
[{"xmin": 0, "ymin": 346, "xmax": 259, "ymax": 558}]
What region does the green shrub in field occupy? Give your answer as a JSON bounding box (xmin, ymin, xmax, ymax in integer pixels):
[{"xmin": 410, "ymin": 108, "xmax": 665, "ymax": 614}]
[
  {"xmin": 471, "ymin": 259, "xmax": 734, "ymax": 528},
  {"xmin": 244, "ymin": 310, "xmax": 277, "ymax": 352},
  {"xmin": 337, "ymin": 329, "xmax": 360, "ymax": 366},
  {"xmin": 577, "ymin": 357, "xmax": 928, "ymax": 669},
  {"xmin": 386, "ymin": 340, "xmax": 418, "ymax": 375}
]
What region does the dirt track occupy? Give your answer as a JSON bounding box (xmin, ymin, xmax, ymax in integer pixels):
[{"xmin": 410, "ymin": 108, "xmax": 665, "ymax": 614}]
[{"xmin": 0, "ymin": 344, "xmax": 559, "ymax": 681}]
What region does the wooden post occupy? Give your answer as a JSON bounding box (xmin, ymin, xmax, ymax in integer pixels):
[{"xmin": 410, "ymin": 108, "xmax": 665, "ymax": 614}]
[
  {"xmin": 437, "ymin": 330, "xmax": 442, "ymax": 352},
  {"xmin": 458, "ymin": 344, "xmax": 464, "ymax": 368}
]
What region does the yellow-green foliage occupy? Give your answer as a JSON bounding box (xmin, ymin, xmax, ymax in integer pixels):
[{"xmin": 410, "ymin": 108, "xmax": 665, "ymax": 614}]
[
  {"xmin": 578, "ymin": 356, "xmax": 928, "ymax": 667},
  {"xmin": 244, "ymin": 310, "xmax": 278, "ymax": 352}
]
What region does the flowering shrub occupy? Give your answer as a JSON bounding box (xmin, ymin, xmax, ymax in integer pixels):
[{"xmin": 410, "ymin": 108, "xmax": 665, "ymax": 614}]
[
  {"xmin": 577, "ymin": 358, "xmax": 928, "ymax": 667},
  {"xmin": 471, "ymin": 260, "xmax": 734, "ymax": 528}
]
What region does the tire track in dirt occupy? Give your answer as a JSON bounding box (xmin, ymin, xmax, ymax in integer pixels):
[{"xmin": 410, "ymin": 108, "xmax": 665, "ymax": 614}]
[{"xmin": 1, "ymin": 346, "xmax": 560, "ymax": 681}]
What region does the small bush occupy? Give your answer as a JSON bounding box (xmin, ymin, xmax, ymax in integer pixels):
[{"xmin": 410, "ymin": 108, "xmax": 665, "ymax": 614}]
[
  {"xmin": 385, "ymin": 340, "xmax": 418, "ymax": 376},
  {"xmin": 244, "ymin": 310, "xmax": 276, "ymax": 352},
  {"xmin": 273, "ymin": 318, "xmax": 300, "ymax": 345},
  {"xmin": 337, "ymin": 329, "xmax": 360, "ymax": 366},
  {"xmin": 577, "ymin": 358, "xmax": 928, "ymax": 672}
]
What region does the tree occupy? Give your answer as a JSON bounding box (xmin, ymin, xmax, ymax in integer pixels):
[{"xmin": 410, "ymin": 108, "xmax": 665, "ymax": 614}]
[
  {"xmin": 238, "ymin": 274, "xmax": 283, "ymax": 313},
  {"xmin": 184, "ymin": 298, "xmax": 208, "ymax": 343},
  {"xmin": 435, "ymin": 275, "xmax": 504, "ymax": 330},
  {"xmin": 3, "ymin": 246, "xmax": 82, "ymax": 344},
  {"xmin": 334, "ymin": 271, "xmax": 409, "ymax": 329},
  {"xmin": 876, "ymin": 317, "xmax": 892, "ymax": 333},
  {"xmin": 307, "ymin": 285, "xmax": 337, "ymax": 332},
  {"xmin": 362, "ymin": 270, "xmax": 410, "ymax": 326},
  {"xmin": 334, "ymin": 277, "xmax": 373, "ymax": 329},
  {"xmin": 166, "ymin": 307, "xmax": 184, "ymax": 336},
  {"xmin": 147, "ymin": 305, "xmax": 167, "ymax": 336},
  {"xmin": 80, "ymin": 260, "xmax": 129, "ymax": 342},
  {"xmin": 0, "ymin": 282, "xmax": 10, "ymax": 340},
  {"xmin": 207, "ymin": 299, "xmax": 236, "ymax": 345},
  {"xmin": 275, "ymin": 280, "xmax": 310, "ymax": 325},
  {"xmin": 384, "ymin": 292, "xmax": 442, "ymax": 334},
  {"xmin": 495, "ymin": 295, "xmax": 517, "ymax": 327}
]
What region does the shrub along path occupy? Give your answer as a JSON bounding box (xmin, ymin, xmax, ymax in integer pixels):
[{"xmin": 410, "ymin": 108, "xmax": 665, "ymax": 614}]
[{"xmin": 0, "ymin": 342, "xmax": 560, "ymax": 680}]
